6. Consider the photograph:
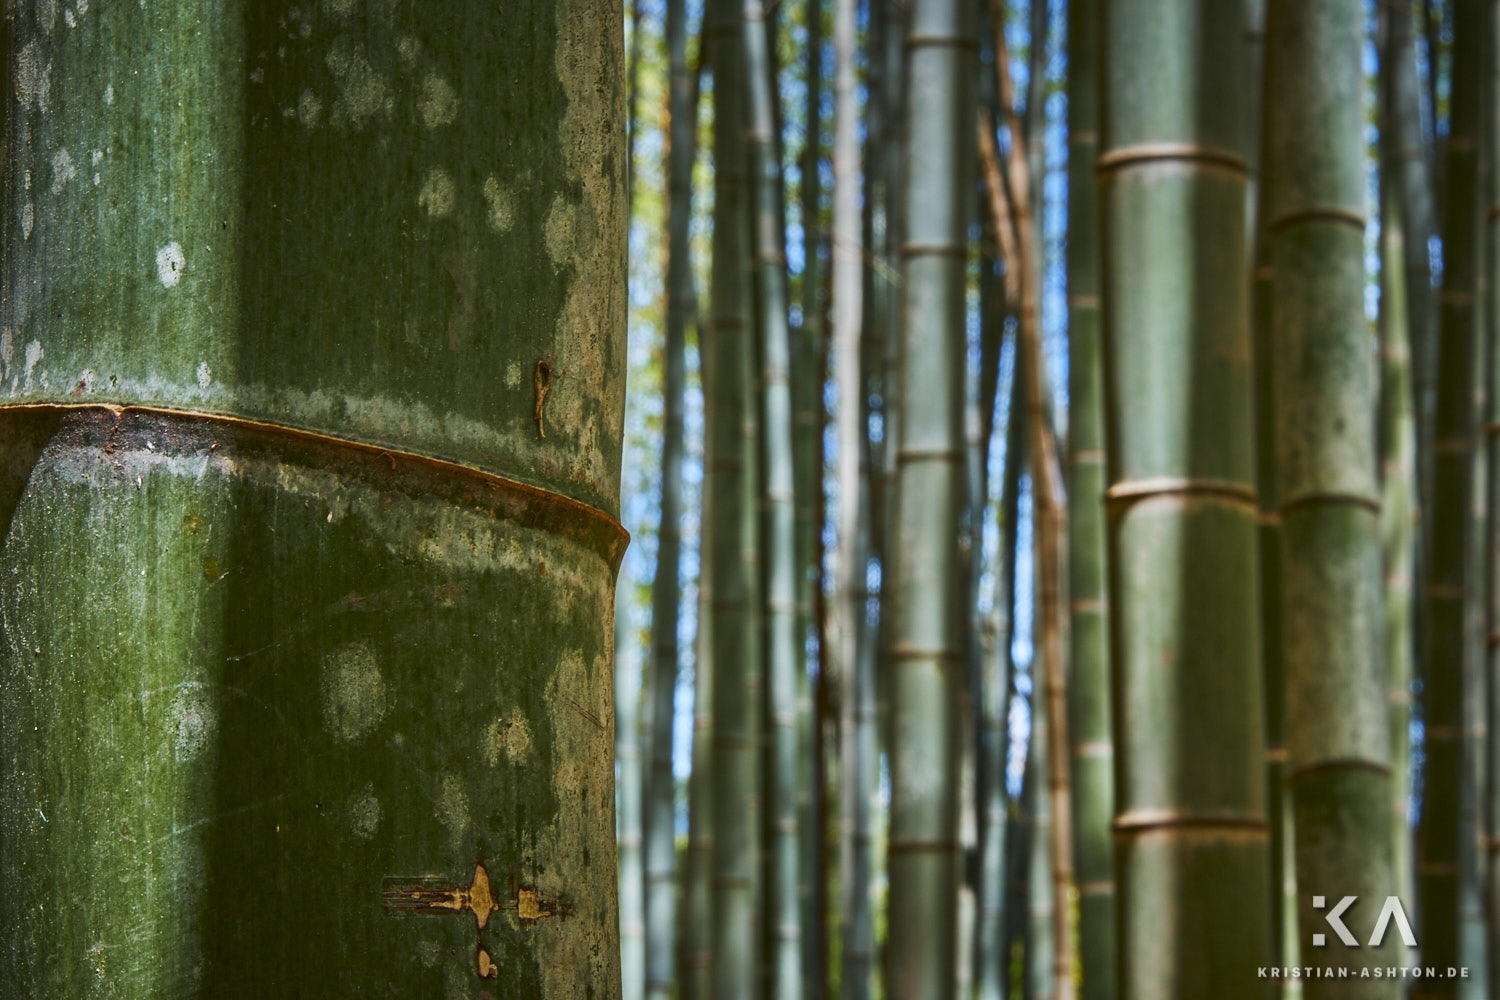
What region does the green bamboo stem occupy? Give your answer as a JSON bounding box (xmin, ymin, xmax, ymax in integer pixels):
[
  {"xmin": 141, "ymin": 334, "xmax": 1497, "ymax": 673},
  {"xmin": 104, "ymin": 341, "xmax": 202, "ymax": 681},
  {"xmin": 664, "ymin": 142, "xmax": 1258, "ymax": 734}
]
[
  {"xmin": 1066, "ymin": 0, "xmax": 1115, "ymax": 994},
  {"xmin": 620, "ymin": 582, "xmax": 649, "ymax": 1000},
  {"xmin": 1027, "ymin": 672, "xmax": 1058, "ymax": 1000},
  {"xmin": 706, "ymin": 0, "xmax": 762, "ymax": 995},
  {"xmin": 741, "ymin": 2, "xmax": 805, "ymax": 996},
  {"xmin": 1100, "ymin": 0, "xmax": 1272, "ymax": 994},
  {"xmin": 682, "ymin": 573, "xmax": 714, "ymax": 1000},
  {"xmin": 797, "ymin": 4, "xmax": 827, "ymax": 996},
  {"xmin": 1485, "ymin": 0, "xmax": 1500, "ymax": 986},
  {"xmin": 1417, "ymin": 1, "xmax": 1483, "ymax": 993},
  {"xmin": 1378, "ymin": 68, "xmax": 1419, "ymax": 933},
  {"xmin": 1262, "ymin": 3, "xmax": 1401, "ymax": 993},
  {"xmin": 831, "ymin": 0, "xmax": 873, "ymax": 993},
  {"xmin": 885, "ymin": 0, "xmax": 974, "ymax": 996},
  {"xmin": 645, "ymin": 1, "xmax": 695, "ymax": 996},
  {"xmin": 0, "ymin": 2, "xmax": 626, "ymax": 995}
]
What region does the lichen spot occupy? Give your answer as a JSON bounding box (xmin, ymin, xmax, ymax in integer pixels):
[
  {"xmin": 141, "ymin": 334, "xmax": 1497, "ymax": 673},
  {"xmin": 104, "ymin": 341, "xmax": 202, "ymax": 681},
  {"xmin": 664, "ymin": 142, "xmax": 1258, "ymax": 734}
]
[
  {"xmin": 103, "ymin": 83, "xmax": 113, "ymax": 105},
  {"xmin": 483, "ymin": 708, "xmax": 533, "ymax": 766},
  {"xmin": 482, "ymin": 176, "xmax": 514, "ymax": 234},
  {"xmin": 415, "ymin": 939, "xmax": 442, "ymax": 969},
  {"xmin": 22, "ymin": 340, "xmax": 43, "ymax": 391},
  {"xmin": 503, "ymin": 361, "xmax": 522, "ymax": 389},
  {"xmin": 436, "ymin": 773, "xmax": 469, "ymax": 853},
  {"xmin": 544, "ymin": 196, "xmax": 577, "ymax": 266},
  {"xmin": 396, "ymin": 35, "xmax": 419, "ymax": 65},
  {"xmin": 21, "ymin": 201, "xmax": 34, "ymax": 241},
  {"xmin": 325, "ymin": 37, "xmax": 388, "ymax": 130},
  {"xmin": 419, "ymin": 74, "xmax": 458, "ymax": 128},
  {"xmin": 320, "ymin": 641, "xmax": 386, "ymax": 742},
  {"xmin": 348, "ymin": 783, "xmax": 381, "ymax": 840},
  {"xmin": 418, "ymin": 168, "xmax": 455, "ymax": 219},
  {"xmin": 15, "ymin": 40, "xmax": 51, "ymax": 112},
  {"xmin": 171, "ymin": 689, "xmax": 218, "ymax": 762},
  {"xmin": 156, "ymin": 242, "xmax": 185, "ymax": 288},
  {"xmin": 323, "ymin": 0, "xmax": 357, "ymax": 18},
  {"xmin": 297, "ymin": 89, "xmax": 322, "ymax": 128},
  {"xmin": 50, "ymin": 148, "xmax": 77, "ymax": 194},
  {"xmin": 196, "ymin": 362, "xmax": 212, "ymax": 389}
]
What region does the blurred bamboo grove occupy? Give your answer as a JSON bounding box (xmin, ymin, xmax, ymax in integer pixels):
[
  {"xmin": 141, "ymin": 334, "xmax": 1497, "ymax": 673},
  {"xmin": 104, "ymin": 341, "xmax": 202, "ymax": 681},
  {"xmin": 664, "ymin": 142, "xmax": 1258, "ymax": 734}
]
[{"xmin": 614, "ymin": 0, "xmax": 1498, "ymax": 998}]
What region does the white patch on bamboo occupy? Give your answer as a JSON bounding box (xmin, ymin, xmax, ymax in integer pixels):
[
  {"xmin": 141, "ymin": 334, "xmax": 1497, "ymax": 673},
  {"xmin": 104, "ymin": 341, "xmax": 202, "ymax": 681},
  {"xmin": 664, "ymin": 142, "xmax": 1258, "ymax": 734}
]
[
  {"xmin": 22, "ymin": 340, "xmax": 42, "ymax": 391},
  {"xmin": 49, "ymin": 147, "xmax": 76, "ymax": 193},
  {"xmin": 103, "ymin": 83, "xmax": 112, "ymax": 104},
  {"xmin": 156, "ymin": 242, "xmax": 185, "ymax": 288},
  {"xmin": 395, "ymin": 35, "xmax": 419, "ymax": 66},
  {"xmin": 196, "ymin": 362, "xmax": 212, "ymax": 389},
  {"xmin": 15, "ymin": 41, "xmax": 51, "ymax": 112},
  {"xmin": 482, "ymin": 176, "xmax": 515, "ymax": 233},
  {"xmin": 171, "ymin": 688, "xmax": 218, "ymax": 761},
  {"xmin": 62, "ymin": 6, "xmax": 73, "ymax": 27},
  {"xmin": 323, "ymin": 0, "xmax": 357, "ymax": 19},
  {"xmin": 348, "ymin": 784, "xmax": 381, "ymax": 839},
  {"xmin": 0, "ymin": 328, "xmax": 11, "ymax": 381},
  {"xmin": 484, "ymin": 707, "xmax": 533, "ymax": 766},
  {"xmin": 418, "ymin": 168, "xmax": 454, "ymax": 219},
  {"xmin": 21, "ymin": 201, "xmax": 33, "ymax": 240},
  {"xmin": 504, "ymin": 361, "xmax": 522, "ymax": 389},
  {"xmin": 437, "ymin": 773, "xmax": 469, "ymax": 853},
  {"xmin": 320, "ymin": 641, "xmax": 387, "ymax": 742},
  {"xmin": 418, "ymin": 73, "xmax": 457, "ymax": 128},
  {"xmin": 36, "ymin": 0, "xmax": 56, "ymax": 34},
  {"xmin": 325, "ymin": 37, "xmax": 388, "ymax": 131},
  {"xmin": 544, "ymin": 196, "xmax": 576, "ymax": 266},
  {"xmin": 297, "ymin": 89, "xmax": 322, "ymax": 128}
]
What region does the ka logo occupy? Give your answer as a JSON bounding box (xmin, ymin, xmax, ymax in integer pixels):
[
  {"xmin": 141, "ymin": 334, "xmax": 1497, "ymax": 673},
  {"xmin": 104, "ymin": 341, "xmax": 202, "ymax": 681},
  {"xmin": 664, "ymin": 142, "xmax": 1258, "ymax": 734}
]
[{"xmin": 1311, "ymin": 895, "xmax": 1418, "ymax": 948}]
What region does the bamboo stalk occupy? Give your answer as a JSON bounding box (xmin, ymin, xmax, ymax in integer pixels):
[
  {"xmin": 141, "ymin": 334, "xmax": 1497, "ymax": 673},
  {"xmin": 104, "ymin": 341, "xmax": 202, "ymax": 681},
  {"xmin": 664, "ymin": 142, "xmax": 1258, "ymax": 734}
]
[
  {"xmin": 1099, "ymin": 0, "xmax": 1273, "ymax": 994},
  {"xmin": 0, "ymin": 2, "xmax": 627, "ymax": 993},
  {"xmin": 1065, "ymin": 0, "xmax": 1115, "ymax": 993},
  {"xmin": 706, "ymin": 0, "xmax": 763, "ymax": 995},
  {"xmin": 885, "ymin": 0, "xmax": 975, "ymax": 995},
  {"xmin": 1262, "ymin": 2, "xmax": 1401, "ymax": 993},
  {"xmin": 1417, "ymin": 1, "xmax": 1484, "ymax": 993}
]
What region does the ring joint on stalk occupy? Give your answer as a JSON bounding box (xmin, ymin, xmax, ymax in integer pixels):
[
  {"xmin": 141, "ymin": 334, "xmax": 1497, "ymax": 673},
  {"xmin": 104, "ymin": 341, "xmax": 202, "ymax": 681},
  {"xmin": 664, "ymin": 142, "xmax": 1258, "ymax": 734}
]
[
  {"xmin": 1112, "ymin": 810, "xmax": 1269, "ymax": 835},
  {"xmin": 1104, "ymin": 477, "xmax": 1259, "ymax": 511},
  {"xmin": 1286, "ymin": 757, "xmax": 1393, "ymax": 784},
  {"xmin": 1095, "ymin": 143, "xmax": 1249, "ymax": 176},
  {"xmin": 1266, "ymin": 206, "xmax": 1368, "ymax": 235},
  {"xmin": 1276, "ymin": 490, "xmax": 1382, "ymax": 517}
]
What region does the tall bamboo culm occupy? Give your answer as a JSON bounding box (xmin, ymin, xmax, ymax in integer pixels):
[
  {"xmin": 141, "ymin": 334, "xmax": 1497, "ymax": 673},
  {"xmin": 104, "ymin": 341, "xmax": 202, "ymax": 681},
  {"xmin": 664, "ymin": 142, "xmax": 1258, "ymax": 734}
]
[
  {"xmin": 645, "ymin": 5, "xmax": 693, "ymax": 999},
  {"xmin": 1262, "ymin": 2, "xmax": 1402, "ymax": 992},
  {"xmin": 0, "ymin": 2, "xmax": 627, "ymax": 994},
  {"xmin": 1065, "ymin": 0, "xmax": 1115, "ymax": 994},
  {"xmin": 831, "ymin": 0, "xmax": 875, "ymax": 993},
  {"xmin": 886, "ymin": 0, "xmax": 975, "ymax": 995},
  {"xmin": 1417, "ymin": 2, "xmax": 1483, "ymax": 994},
  {"xmin": 1378, "ymin": 48, "xmax": 1419, "ymax": 932},
  {"xmin": 1483, "ymin": 0, "xmax": 1500, "ymax": 986},
  {"xmin": 706, "ymin": 0, "xmax": 762, "ymax": 996},
  {"xmin": 741, "ymin": 2, "xmax": 806, "ymax": 996},
  {"xmin": 620, "ymin": 582, "xmax": 647, "ymax": 1000},
  {"xmin": 1100, "ymin": 0, "xmax": 1273, "ymax": 994}
]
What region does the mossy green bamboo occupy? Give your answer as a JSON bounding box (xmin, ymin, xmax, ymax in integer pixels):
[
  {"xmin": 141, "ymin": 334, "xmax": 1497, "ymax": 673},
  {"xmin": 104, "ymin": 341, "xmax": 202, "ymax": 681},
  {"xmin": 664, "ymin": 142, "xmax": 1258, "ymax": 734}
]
[
  {"xmin": 1262, "ymin": 2, "xmax": 1401, "ymax": 993},
  {"xmin": 1066, "ymin": 0, "xmax": 1115, "ymax": 995},
  {"xmin": 885, "ymin": 0, "xmax": 974, "ymax": 996},
  {"xmin": 706, "ymin": 1, "xmax": 762, "ymax": 995},
  {"xmin": 1100, "ymin": 0, "xmax": 1272, "ymax": 994},
  {"xmin": 645, "ymin": 1, "xmax": 695, "ymax": 996},
  {"xmin": 0, "ymin": 2, "xmax": 626, "ymax": 995},
  {"xmin": 741, "ymin": 2, "xmax": 805, "ymax": 996},
  {"xmin": 1417, "ymin": 2, "xmax": 1483, "ymax": 994}
]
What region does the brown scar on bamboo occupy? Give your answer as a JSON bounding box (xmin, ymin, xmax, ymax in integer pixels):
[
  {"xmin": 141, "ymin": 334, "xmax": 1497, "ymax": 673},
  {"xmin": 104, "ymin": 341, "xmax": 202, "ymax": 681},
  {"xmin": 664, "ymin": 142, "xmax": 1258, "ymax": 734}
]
[{"xmin": 534, "ymin": 360, "xmax": 553, "ymax": 438}]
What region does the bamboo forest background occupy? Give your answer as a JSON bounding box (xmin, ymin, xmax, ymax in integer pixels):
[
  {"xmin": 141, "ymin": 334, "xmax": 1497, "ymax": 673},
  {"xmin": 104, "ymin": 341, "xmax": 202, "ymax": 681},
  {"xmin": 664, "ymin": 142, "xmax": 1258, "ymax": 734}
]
[{"xmin": 609, "ymin": 0, "xmax": 1482, "ymax": 997}]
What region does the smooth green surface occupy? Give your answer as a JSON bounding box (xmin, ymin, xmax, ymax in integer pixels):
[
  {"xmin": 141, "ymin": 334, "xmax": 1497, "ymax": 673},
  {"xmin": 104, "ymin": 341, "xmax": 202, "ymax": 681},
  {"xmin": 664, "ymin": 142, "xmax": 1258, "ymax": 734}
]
[
  {"xmin": 1066, "ymin": 0, "xmax": 1115, "ymax": 995},
  {"xmin": 1101, "ymin": 0, "xmax": 1271, "ymax": 992},
  {"xmin": 705, "ymin": 2, "xmax": 762, "ymax": 997},
  {"xmin": 1417, "ymin": 1, "xmax": 1482, "ymax": 993},
  {"xmin": 741, "ymin": 2, "xmax": 805, "ymax": 996},
  {"xmin": 644, "ymin": 1, "xmax": 693, "ymax": 997},
  {"xmin": 886, "ymin": 0, "xmax": 973, "ymax": 997}
]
